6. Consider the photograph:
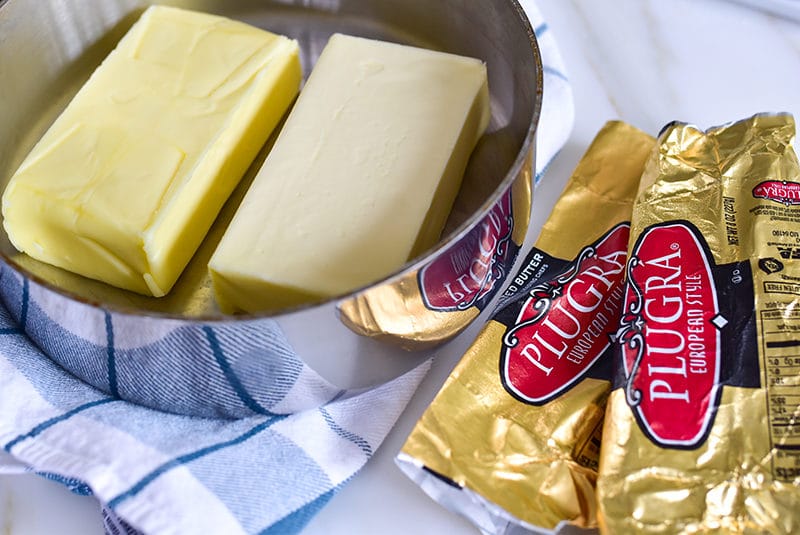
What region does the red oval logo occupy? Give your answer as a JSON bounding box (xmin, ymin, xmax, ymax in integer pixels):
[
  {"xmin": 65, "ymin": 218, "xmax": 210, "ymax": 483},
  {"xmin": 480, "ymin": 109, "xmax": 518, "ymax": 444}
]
[
  {"xmin": 753, "ymin": 180, "xmax": 800, "ymax": 206},
  {"xmin": 617, "ymin": 221, "xmax": 724, "ymax": 448},
  {"xmin": 419, "ymin": 191, "xmax": 514, "ymax": 311},
  {"xmin": 501, "ymin": 224, "xmax": 629, "ymax": 404}
]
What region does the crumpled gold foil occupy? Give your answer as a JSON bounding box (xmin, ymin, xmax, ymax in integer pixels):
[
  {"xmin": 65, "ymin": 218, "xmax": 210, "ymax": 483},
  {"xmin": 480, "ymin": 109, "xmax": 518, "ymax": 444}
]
[
  {"xmin": 598, "ymin": 114, "xmax": 800, "ymax": 534},
  {"xmin": 399, "ymin": 121, "xmax": 654, "ymax": 532}
]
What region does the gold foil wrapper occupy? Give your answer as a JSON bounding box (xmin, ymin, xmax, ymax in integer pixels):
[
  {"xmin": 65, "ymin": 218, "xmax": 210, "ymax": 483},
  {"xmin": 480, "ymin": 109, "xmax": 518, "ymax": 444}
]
[
  {"xmin": 598, "ymin": 114, "xmax": 800, "ymax": 534},
  {"xmin": 399, "ymin": 121, "xmax": 654, "ymax": 532}
]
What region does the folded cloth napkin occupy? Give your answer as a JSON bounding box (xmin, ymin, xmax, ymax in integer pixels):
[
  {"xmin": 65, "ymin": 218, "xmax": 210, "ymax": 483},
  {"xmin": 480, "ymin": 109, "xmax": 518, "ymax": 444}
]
[{"xmin": 0, "ymin": 2, "xmax": 573, "ymax": 533}]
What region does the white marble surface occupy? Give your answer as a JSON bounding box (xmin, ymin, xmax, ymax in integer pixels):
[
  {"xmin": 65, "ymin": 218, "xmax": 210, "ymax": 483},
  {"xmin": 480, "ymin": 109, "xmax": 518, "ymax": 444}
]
[{"xmin": 2, "ymin": 0, "xmax": 800, "ymax": 533}]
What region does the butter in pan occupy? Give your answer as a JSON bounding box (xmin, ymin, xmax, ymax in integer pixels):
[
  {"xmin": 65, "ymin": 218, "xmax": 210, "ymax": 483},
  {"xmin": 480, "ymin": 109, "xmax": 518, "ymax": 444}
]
[
  {"xmin": 1, "ymin": 5, "xmax": 301, "ymax": 297},
  {"xmin": 598, "ymin": 113, "xmax": 800, "ymax": 534},
  {"xmin": 209, "ymin": 33, "xmax": 490, "ymax": 313},
  {"xmin": 398, "ymin": 121, "xmax": 654, "ymax": 534}
]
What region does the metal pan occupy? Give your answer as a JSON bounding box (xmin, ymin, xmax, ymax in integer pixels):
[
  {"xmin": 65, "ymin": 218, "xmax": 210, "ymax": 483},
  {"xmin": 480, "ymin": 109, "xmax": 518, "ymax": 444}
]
[{"xmin": 0, "ymin": 0, "xmax": 542, "ymax": 416}]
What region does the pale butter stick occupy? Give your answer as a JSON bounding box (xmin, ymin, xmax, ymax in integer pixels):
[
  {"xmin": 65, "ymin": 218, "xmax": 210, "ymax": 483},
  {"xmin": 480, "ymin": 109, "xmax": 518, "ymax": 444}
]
[
  {"xmin": 210, "ymin": 33, "xmax": 490, "ymax": 313},
  {"xmin": 2, "ymin": 6, "xmax": 301, "ymax": 296}
]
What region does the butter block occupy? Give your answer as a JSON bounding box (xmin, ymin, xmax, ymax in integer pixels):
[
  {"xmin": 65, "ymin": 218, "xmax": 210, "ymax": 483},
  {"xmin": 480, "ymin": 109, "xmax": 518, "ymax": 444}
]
[
  {"xmin": 2, "ymin": 5, "xmax": 301, "ymax": 296},
  {"xmin": 209, "ymin": 33, "xmax": 490, "ymax": 313}
]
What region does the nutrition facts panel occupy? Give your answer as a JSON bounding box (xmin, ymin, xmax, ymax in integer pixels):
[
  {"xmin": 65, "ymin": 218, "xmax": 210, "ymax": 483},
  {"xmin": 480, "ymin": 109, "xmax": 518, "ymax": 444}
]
[{"xmin": 760, "ymin": 307, "xmax": 800, "ymax": 482}]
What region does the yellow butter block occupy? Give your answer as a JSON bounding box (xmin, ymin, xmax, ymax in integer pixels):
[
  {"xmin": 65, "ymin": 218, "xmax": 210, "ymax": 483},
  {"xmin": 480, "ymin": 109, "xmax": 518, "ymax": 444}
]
[
  {"xmin": 209, "ymin": 33, "xmax": 490, "ymax": 313},
  {"xmin": 2, "ymin": 5, "xmax": 301, "ymax": 296}
]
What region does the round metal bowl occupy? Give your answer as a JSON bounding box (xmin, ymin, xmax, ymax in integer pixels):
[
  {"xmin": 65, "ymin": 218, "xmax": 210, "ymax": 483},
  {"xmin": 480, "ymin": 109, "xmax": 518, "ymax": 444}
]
[{"xmin": 0, "ymin": 0, "xmax": 542, "ymax": 416}]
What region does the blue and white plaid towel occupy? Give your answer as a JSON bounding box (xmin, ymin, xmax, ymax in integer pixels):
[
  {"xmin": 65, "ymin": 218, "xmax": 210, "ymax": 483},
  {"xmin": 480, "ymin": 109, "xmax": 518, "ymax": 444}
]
[{"xmin": 0, "ymin": 2, "xmax": 572, "ymax": 533}]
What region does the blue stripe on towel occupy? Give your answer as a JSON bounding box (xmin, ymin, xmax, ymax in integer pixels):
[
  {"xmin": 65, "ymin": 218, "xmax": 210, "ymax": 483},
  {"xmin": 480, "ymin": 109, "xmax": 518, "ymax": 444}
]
[
  {"xmin": 36, "ymin": 471, "xmax": 94, "ymax": 496},
  {"xmin": 4, "ymin": 398, "xmax": 116, "ymax": 452},
  {"xmin": 0, "ymin": 274, "xmax": 110, "ymax": 394},
  {"xmin": 105, "ymin": 312, "xmax": 119, "ymax": 398},
  {"xmin": 186, "ymin": 420, "xmax": 331, "ymax": 533},
  {"xmin": 543, "ymin": 65, "xmax": 569, "ymax": 83},
  {"xmin": 203, "ymin": 326, "xmax": 276, "ymax": 416},
  {"xmin": 212, "ymin": 321, "xmax": 305, "ymax": 411},
  {"xmin": 20, "ymin": 277, "xmax": 29, "ymax": 330},
  {"xmin": 108, "ymin": 415, "xmax": 286, "ymax": 509},
  {"xmin": 319, "ymin": 408, "xmax": 372, "ymax": 457}
]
